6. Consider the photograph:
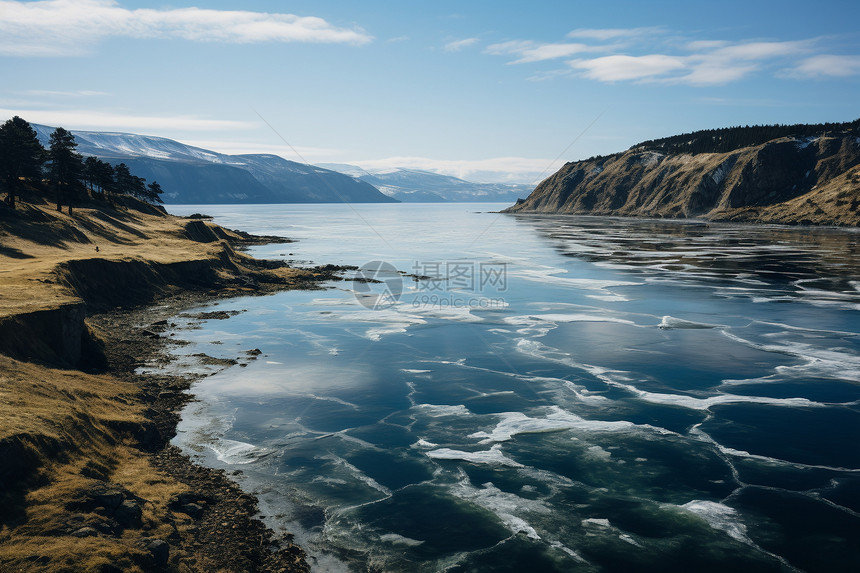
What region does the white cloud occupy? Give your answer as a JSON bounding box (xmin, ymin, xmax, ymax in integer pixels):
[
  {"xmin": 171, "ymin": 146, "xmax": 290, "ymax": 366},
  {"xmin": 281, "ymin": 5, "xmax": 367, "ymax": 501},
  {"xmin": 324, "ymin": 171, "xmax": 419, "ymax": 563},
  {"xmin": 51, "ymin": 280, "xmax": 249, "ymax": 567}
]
[
  {"xmin": 19, "ymin": 89, "xmax": 110, "ymax": 97},
  {"xmin": 0, "ymin": 107, "xmax": 254, "ymax": 132},
  {"xmin": 444, "ymin": 37, "xmax": 479, "ymax": 52},
  {"xmin": 708, "ymin": 40, "xmax": 812, "ymax": 60},
  {"xmin": 512, "ymin": 43, "xmax": 595, "ymax": 64},
  {"xmin": 570, "ymin": 54, "xmax": 686, "ymax": 82},
  {"xmin": 485, "ymin": 40, "xmax": 602, "ymax": 64},
  {"xmin": 680, "ymin": 61, "xmax": 758, "ymax": 85},
  {"xmin": 686, "ymin": 40, "xmax": 729, "ymax": 51},
  {"xmin": 143, "ymin": 144, "xmax": 557, "ymax": 181},
  {"xmin": 566, "ymin": 27, "xmax": 661, "ymax": 41},
  {"xmin": 677, "ymin": 40, "xmax": 814, "ymax": 85},
  {"xmin": 182, "ymin": 140, "xmax": 344, "ymax": 162},
  {"xmin": 0, "ymin": 0, "xmax": 372, "ymax": 56},
  {"xmin": 483, "ymin": 40, "xmax": 532, "ymax": 56},
  {"xmin": 486, "ymin": 29, "xmax": 851, "ymax": 87},
  {"xmin": 791, "ymin": 54, "xmax": 860, "ymax": 77},
  {"xmin": 527, "ymin": 69, "xmax": 577, "ymax": 82}
]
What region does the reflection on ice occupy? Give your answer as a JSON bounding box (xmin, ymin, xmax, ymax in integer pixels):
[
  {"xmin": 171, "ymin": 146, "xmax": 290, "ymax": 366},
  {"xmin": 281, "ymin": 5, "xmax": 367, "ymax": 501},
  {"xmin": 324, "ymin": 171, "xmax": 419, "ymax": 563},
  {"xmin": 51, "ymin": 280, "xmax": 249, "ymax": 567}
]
[
  {"xmin": 165, "ymin": 205, "xmax": 860, "ymax": 573},
  {"xmin": 510, "ymin": 266, "xmax": 640, "ymax": 301},
  {"xmin": 450, "ymin": 479, "xmax": 550, "ymax": 540},
  {"xmin": 658, "ymin": 315, "xmax": 720, "ymax": 329},
  {"xmin": 210, "ymin": 439, "xmax": 269, "ymax": 465},
  {"xmin": 467, "ymin": 407, "xmax": 640, "ymax": 444},
  {"xmin": 679, "ymin": 500, "xmax": 750, "ymax": 544},
  {"xmin": 426, "ymin": 445, "xmax": 524, "ymax": 468},
  {"xmin": 722, "ymin": 330, "xmax": 860, "ymax": 383}
]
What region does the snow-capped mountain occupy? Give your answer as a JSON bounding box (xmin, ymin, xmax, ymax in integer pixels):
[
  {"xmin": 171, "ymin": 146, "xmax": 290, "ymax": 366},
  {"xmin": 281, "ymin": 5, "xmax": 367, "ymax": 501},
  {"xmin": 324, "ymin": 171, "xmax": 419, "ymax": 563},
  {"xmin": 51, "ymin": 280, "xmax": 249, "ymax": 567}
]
[
  {"xmin": 32, "ymin": 126, "xmax": 396, "ymax": 204},
  {"xmin": 317, "ymin": 164, "xmax": 533, "ymax": 203}
]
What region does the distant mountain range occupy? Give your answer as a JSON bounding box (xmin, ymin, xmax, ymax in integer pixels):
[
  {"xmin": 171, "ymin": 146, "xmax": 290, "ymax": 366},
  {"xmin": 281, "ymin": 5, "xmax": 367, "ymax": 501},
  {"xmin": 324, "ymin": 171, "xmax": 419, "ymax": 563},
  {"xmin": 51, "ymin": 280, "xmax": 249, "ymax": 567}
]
[
  {"xmin": 505, "ymin": 119, "xmax": 860, "ymax": 226},
  {"xmin": 32, "ymin": 125, "xmax": 396, "ymax": 204},
  {"xmin": 318, "ymin": 163, "xmax": 534, "ymax": 203}
]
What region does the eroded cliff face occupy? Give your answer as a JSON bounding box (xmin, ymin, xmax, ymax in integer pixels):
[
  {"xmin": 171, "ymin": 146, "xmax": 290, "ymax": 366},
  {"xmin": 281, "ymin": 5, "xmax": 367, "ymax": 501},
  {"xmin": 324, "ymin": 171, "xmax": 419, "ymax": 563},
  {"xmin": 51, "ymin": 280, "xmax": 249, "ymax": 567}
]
[{"xmin": 505, "ymin": 136, "xmax": 860, "ymax": 226}]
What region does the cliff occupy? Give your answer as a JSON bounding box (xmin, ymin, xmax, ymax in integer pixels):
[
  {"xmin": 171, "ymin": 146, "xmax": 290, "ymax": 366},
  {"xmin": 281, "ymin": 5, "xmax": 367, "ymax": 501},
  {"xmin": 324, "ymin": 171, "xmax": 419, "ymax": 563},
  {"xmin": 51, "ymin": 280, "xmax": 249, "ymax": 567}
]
[
  {"xmin": 505, "ymin": 126, "xmax": 860, "ymax": 226},
  {"xmin": 0, "ymin": 196, "xmax": 320, "ymax": 572}
]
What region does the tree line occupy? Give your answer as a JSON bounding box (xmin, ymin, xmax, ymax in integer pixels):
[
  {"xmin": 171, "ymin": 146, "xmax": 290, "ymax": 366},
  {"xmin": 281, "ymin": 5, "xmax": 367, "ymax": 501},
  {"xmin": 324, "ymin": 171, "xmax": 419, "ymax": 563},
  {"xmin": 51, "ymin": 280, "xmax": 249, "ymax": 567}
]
[
  {"xmin": 633, "ymin": 118, "xmax": 860, "ymax": 156},
  {"xmin": 0, "ymin": 115, "xmax": 164, "ymax": 212}
]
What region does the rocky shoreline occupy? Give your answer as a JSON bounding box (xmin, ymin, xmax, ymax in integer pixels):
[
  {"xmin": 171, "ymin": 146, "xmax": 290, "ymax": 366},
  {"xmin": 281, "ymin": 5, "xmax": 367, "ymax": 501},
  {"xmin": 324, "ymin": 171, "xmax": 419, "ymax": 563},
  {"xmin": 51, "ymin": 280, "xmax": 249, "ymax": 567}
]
[
  {"xmin": 0, "ymin": 198, "xmax": 351, "ymax": 571},
  {"xmin": 505, "ymin": 134, "xmax": 860, "ymax": 226},
  {"xmin": 89, "ymin": 290, "xmax": 310, "ymax": 573}
]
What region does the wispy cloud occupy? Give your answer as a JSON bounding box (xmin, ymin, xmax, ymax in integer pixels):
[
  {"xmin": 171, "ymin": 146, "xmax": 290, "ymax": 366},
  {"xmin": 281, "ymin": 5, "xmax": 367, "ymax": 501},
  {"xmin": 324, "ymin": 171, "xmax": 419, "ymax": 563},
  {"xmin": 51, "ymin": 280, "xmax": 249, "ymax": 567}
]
[
  {"xmin": 677, "ymin": 40, "xmax": 816, "ymax": 85},
  {"xmin": 686, "ymin": 40, "xmax": 729, "ymax": 51},
  {"xmin": 566, "ymin": 27, "xmax": 662, "ymax": 41},
  {"xmin": 680, "ymin": 60, "xmax": 758, "ymax": 85},
  {"xmin": 444, "ymin": 37, "xmax": 479, "ymax": 52},
  {"xmin": 485, "ymin": 40, "xmax": 597, "ymax": 64},
  {"xmin": 790, "ymin": 54, "xmax": 860, "ymax": 77},
  {"xmin": 570, "ymin": 55, "xmax": 686, "ymax": 82},
  {"xmin": 486, "ymin": 28, "xmax": 860, "ymax": 86},
  {"xmin": 483, "ymin": 40, "xmax": 532, "ymax": 56},
  {"xmin": 18, "ymin": 89, "xmax": 110, "ymax": 97},
  {"xmin": 0, "ymin": 108, "xmax": 254, "ymax": 132},
  {"xmin": 0, "ymin": 0, "xmax": 373, "ymax": 57}
]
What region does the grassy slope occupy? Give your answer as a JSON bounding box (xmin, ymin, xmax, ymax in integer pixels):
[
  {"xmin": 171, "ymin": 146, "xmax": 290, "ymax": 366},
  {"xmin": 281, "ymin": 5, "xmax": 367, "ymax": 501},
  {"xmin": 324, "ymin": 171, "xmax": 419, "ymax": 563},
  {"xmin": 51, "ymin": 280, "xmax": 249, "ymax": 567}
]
[
  {"xmin": 0, "ymin": 197, "xmax": 314, "ymax": 572},
  {"xmin": 0, "ymin": 355, "xmax": 184, "ymax": 571},
  {"xmin": 506, "ymin": 135, "xmax": 860, "ymax": 226}
]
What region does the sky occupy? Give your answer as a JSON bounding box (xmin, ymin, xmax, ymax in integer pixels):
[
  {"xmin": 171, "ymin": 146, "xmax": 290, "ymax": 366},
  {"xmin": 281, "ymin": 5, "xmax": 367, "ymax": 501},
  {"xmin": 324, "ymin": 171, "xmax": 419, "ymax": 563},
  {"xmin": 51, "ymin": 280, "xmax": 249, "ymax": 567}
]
[{"xmin": 1, "ymin": 0, "xmax": 858, "ymax": 183}]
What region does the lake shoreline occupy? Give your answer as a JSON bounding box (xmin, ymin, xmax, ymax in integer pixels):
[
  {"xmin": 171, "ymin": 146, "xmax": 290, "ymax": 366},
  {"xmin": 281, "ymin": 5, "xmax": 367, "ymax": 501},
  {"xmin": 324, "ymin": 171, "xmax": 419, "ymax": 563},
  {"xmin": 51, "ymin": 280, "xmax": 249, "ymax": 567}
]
[
  {"xmin": 160, "ymin": 203, "xmax": 860, "ymax": 572},
  {"xmin": 0, "ymin": 197, "xmax": 349, "ymax": 571},
  {"xmin": 87, "ymin": 288, "xmax": 311, "ymax": 572}
]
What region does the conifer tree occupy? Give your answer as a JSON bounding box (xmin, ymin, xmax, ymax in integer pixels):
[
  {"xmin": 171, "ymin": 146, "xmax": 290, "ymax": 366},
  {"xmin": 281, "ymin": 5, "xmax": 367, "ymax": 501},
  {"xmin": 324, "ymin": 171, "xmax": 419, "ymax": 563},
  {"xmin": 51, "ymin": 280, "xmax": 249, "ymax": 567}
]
[
  {"xmin": 83, "ymin": 156, "xmax": 99, "ymax": 195},
  {"xmin": 0, "ymin": 116, "xmax": 45, "ymax": 209},
  {"xmin": 113, "ymin": 162, "xmax": 133, "ymax": 195},
  {"xmin": 95, "ymin": 160, "xmax": 115, "ymax": 198},
  {"xmin": 48, "ymin": 127, "xmax": 83, "ymax": 213},
  {"xmin": 146, "ymin": 181, "xmax": 164, "ymax": 204}
]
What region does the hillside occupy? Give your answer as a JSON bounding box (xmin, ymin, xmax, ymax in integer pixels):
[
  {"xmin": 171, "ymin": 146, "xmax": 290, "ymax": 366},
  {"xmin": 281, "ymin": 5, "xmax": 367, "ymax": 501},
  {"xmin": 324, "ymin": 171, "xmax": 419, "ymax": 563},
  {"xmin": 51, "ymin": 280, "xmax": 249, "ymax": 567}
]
[
  {"xmin": 0, "ymin": 197, "xmax": 325, "ymax": 571},
  {"xmin": 504, "ymin": 121, "xmax": 860, "ymax": 226},
  {"xmin": 319, "ymin": 164, "xmax": 532, "ymax": 202},
  {"xmin": 31, "ymin": 125, "xmax": 397, "ymax": 204}
]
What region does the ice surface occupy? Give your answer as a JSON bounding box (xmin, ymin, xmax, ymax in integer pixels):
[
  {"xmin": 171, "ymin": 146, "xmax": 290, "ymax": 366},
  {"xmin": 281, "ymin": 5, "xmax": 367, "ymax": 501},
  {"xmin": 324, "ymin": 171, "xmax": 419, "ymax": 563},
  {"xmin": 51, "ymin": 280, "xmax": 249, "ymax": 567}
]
[
  {"xmin": 658, "ymin": 315, "xmax": 720, "ymax": 329},
  {"xmin": 467, "ymin": 407, "xmax": 636, "ymax": 444},
  {"xmin": 680, "ymin": 500, "xmax": 750, "ymax": 544},
  {"xmin": 426, "ymin": 445, "xmax": 524, "ymax": 467}
]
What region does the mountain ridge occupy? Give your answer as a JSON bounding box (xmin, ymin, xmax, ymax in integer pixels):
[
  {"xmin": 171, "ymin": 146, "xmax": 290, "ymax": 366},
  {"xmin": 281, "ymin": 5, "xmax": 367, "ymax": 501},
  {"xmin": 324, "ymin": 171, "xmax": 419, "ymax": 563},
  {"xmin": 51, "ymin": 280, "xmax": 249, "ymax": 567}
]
[
  {"xmin": 504, "ymin": 121, "xmax": 860, "ymax": 226},
  {"xmin": 31, "ymin": 125, "xmax": 397, "ymax": 204},
  {"xmin": 318, "ymin": 163, "xmax": 533, "ymax": 202}
]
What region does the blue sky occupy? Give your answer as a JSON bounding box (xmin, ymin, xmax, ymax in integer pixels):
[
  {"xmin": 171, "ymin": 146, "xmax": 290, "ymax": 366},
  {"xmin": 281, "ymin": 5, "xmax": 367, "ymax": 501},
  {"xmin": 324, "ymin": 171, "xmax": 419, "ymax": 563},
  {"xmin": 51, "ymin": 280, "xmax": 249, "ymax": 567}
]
[{"xmin": 1, "ymin": 0, "xmax": 858, "ymax": 183}]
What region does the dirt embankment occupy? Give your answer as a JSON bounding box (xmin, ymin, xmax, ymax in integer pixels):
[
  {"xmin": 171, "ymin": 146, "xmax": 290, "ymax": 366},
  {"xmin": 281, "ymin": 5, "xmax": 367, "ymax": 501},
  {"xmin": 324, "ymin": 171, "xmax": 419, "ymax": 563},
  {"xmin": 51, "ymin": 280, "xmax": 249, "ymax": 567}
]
[
  {"xmin": 505, "ymin": 135, "xmax": 860, "ymax": 226},
  {"xmin": 0, "ymin": 197, "xmax": 344, "ymax": 572}
]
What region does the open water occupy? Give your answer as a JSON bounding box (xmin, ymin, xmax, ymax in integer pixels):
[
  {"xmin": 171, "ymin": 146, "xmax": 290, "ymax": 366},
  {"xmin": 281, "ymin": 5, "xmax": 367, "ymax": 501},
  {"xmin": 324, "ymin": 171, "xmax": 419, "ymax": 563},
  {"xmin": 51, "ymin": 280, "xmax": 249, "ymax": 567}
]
[{"xmin": 161, "ymin": 203, "xmax": 860, "ymax": 572}]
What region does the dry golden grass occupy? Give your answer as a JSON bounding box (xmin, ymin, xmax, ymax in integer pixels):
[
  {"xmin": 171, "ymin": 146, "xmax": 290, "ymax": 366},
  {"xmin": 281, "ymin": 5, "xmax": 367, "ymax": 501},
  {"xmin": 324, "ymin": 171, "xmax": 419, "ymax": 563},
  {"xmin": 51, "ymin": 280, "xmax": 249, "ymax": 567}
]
[
  {"xmin": 0, "ymin": 202, "xmax": 228, "ymax": 318},
  {"xmin": 507, "ymin": 135, "xmax": 860, "ymax": 226},
  {"xmin": 0, "ymin": 355, "xmax": 191, "ymax": 572},
  {"xmin": 0, "ymin": 199, "xmax": 313, "ymax": 571}
]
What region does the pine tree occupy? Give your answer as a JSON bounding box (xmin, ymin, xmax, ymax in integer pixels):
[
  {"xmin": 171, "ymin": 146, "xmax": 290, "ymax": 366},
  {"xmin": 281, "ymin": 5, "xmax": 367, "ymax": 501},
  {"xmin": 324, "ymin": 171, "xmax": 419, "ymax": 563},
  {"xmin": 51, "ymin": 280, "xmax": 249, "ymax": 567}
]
[
  {"xmin": 83, "ymin": 156, "xmax": 99, "ymax": 196},
  {"xmin": 48, "ymin": 127, "xmax": 84, "ymax": 213},
  {"xmin": 130, "ymin": 175, "xmax": 147, "ymax": 199},
  {"xmin": 95, "ymin": 160, "xmax": 115, "ymax": 198},
  {"xmin": 113, "ymin": 162, "xmax": 133, "ymax": 195},
  {"xmin": 0, "ymin": 116, "xmax": 45, "ymax": 209},
  {"xmin": 146, "ymin": 180, "xmax": 164, "ymax": 204}
]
